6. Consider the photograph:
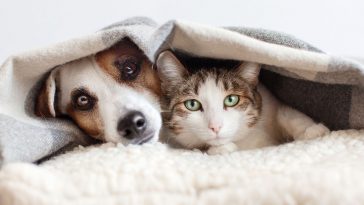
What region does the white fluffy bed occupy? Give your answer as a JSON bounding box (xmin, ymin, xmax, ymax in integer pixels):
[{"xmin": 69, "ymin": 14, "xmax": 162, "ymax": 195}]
[{"xmin": 1, "ymin": 129, "xmax": 364, "ymax": 205}]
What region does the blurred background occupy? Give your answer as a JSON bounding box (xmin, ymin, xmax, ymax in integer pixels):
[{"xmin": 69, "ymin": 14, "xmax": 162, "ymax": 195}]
[{"xmin": 0, "ymin": 0, "xmax": 363, "ymax": 62}]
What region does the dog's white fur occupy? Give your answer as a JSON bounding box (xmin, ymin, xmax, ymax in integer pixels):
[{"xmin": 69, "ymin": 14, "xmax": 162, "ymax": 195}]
[{"xmin": 48, "ymin": 57, "xmax": 162, "ymax": 144}]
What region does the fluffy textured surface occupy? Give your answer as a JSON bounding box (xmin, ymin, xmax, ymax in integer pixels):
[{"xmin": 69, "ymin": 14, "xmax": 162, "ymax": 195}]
[{"xmin": 1, "ymin": 129, "xmax": 364, "ymax": 205}]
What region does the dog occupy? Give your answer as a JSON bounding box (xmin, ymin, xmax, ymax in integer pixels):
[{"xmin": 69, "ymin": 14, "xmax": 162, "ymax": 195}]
[{"xmin": 35, "ymin": 38, "xmax": 162, "ymax": 145}]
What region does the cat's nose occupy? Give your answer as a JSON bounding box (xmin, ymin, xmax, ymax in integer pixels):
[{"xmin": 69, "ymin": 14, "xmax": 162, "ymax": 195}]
[
  {"xmin": 117, "ymin": 111, "xmax": 147, "ymax": 140},
  {"xmin": 209, "ymin": 122, "xmax": 222, "ymax": 134}
]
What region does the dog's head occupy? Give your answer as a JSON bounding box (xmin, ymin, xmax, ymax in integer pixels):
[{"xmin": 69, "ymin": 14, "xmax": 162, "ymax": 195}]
[{"xmin": 35, "ymin": 38, "xmax": 162, "ymax": 145}]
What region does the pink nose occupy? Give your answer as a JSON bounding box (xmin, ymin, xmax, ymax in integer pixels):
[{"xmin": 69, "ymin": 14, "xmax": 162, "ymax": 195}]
[{"xmin": 209, "ymin": 123, "xmax": 222, "ymax": 134}]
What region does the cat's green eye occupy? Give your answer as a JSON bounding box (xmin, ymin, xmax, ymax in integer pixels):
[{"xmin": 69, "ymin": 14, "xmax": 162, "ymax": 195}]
[
  {"xmin": 184, "ymin": 99, "xmax": 202, "ymax": 111},
  {"xmin": 224, "ymin": 95, "xmax": 240, "ymax": 107}
]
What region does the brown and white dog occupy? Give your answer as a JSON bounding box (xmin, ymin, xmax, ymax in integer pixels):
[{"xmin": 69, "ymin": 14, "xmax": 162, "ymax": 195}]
[{"xmin": 35, "ymin": 38, "xmax": 162, "ymax": 145}]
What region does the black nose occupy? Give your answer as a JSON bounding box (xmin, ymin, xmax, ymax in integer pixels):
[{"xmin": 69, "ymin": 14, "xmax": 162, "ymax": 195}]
[{"xmin": 117, "ymin": 111, "xmax": 147, "ymax": 140}]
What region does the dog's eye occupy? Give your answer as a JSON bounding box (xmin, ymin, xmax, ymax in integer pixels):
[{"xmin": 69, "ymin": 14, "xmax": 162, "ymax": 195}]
[
  {"xmin": 71, "ymin": 89, "xmax": 96, "ymax": 111},
  {"xmin": 77, "ymin": 95, "xmax": 89, "ymax": 106},
  {"xmin": 114, "ymin": 56, "xmax": 141, "ymax": 81}
]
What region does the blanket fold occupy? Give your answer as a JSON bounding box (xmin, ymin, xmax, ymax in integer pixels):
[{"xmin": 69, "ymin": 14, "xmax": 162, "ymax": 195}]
[{"xmin": 1, "ymin": 17, "xmax": 364, "ymax": 165}]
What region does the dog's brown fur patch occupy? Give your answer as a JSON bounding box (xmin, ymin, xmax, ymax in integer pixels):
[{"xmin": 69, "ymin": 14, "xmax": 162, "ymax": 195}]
[
  {"xmin": 95, "ymin": 38, "xmax": 161, "ymax": 98},
  {"xmin": 66, "ymin": 103, "xmax": 104, "ymax": 140}
]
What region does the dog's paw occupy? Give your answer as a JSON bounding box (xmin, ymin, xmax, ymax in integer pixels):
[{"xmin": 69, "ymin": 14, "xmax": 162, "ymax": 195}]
[
  {"xmin": 296, "ymin": 123, "xmax": 330, "ymax": 140},
  {"xmin": 207, "ymin": 143, "xmax": 238, "ymax": 155}
]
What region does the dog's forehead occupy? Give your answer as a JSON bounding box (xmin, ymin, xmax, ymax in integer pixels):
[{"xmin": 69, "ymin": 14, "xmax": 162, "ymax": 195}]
[
  {"xmin": 59, "ymin": 57, "xmax": 106, "ymax": 89},
  {"xmin": 57, "ymin": 56, "xmax": 150, "ymax": 104},
  {"xmin": 57, "ymin": 57, "xmax": 112, "ymax": 106}
]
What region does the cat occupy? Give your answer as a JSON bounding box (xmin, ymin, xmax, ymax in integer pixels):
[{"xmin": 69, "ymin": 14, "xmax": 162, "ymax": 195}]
[{"xmin": 156, "ymin": 51, "xmax": 330, "ymax": 155}]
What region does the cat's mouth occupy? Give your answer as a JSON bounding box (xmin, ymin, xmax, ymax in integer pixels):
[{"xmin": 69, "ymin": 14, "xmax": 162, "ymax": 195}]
[{"xmin": 206, "ymin": 137, "xmax": 230, "ymax": 146}]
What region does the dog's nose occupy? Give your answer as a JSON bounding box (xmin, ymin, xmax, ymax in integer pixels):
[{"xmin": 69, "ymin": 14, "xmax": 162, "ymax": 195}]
[{"xmin": 117, "ymin": 111, "xmax": 147, "ymax": 140}]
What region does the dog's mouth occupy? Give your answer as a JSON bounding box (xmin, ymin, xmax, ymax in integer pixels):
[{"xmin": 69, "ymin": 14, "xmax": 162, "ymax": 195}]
[{"xmin": 130, "ymin": 132, "xmax": 155, "ymax": 145}]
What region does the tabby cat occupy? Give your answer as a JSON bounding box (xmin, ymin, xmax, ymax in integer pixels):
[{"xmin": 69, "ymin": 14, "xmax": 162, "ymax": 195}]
[{"xmin": 157, "ymin": 51, "xmax": 329, "ymax": 154}]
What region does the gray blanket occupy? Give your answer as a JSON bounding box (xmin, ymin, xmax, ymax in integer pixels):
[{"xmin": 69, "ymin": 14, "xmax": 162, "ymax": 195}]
[{"xmin": 1, "ymin": 17, "xmax": 363, "ymax": 166}]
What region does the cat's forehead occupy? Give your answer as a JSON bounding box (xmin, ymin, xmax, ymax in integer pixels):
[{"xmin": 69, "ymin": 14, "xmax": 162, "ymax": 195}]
[
  {"xmin": 182, "ymin": 68, "xmax": 250, "ymax": 95},
  {"xmin": 197, "ymin": 75, "xmax": 227, "ymax": 100}
]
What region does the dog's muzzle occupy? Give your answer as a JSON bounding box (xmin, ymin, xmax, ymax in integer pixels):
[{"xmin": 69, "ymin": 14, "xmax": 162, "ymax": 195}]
[{"xmin": 117, "ymin": 111, "xmax": 154, "ymax": 144}]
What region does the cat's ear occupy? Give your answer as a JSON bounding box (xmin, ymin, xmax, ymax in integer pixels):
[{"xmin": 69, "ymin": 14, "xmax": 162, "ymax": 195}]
[
  {"xmin": 236, "ymin": 62, "xmax": 261, "ymax": 86},
  {"xmin": 156, "ymin": 51, "xmax": 188, "ymax": 84}
]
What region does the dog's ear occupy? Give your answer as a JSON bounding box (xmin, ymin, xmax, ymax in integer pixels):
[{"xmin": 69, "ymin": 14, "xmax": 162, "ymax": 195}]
[
  {"xmin": 156, "ymin": 51, "xmax": 188, "ymax": 86},
  {"xmin": 35, "ymin": 69, "xmax": 59, "ymax": 117}
]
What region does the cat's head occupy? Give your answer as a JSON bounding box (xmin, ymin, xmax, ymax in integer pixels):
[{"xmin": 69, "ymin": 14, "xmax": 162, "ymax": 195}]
[{"xmin": 156, "ymin": 51, "xmax": 262, "ymax": 149}]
